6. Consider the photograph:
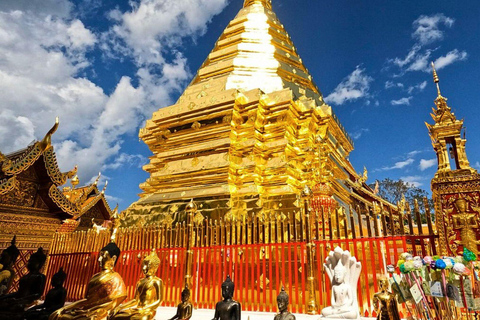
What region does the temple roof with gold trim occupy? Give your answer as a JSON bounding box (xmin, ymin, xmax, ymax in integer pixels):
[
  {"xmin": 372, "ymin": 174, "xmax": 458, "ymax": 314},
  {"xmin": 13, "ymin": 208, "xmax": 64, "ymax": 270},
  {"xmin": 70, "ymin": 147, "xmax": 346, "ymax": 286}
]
[{"xmin": 0, "ymin": 119, "xmax": 114, "ymax": 237}]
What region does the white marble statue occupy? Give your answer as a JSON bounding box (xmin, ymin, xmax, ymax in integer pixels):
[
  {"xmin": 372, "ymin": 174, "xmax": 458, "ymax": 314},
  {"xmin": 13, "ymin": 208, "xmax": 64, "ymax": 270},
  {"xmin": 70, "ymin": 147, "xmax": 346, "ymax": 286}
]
[{"xmin": 321, "ymin": 246, "xmax": 362, "ymax": 320}]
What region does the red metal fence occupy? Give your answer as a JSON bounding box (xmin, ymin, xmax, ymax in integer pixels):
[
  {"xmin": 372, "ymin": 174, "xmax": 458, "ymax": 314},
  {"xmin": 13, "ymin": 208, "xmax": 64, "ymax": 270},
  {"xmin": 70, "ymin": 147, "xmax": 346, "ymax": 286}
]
[
  {"xmin": 43, "ymin": 198, "xmax": 437, "ymax": 315},
  {"xmin": 45, "ymin": 234, "xmax": 437, "ymax": 316}
]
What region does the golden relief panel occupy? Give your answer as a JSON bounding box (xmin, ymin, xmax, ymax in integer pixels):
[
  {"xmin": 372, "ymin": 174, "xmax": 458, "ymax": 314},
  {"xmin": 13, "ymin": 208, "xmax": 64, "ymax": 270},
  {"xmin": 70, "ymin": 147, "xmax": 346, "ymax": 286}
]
[
  {"xmin": 439, "ymin": 192, "xmax": 480, "ymax": 256},
  {"xmin": 0, "ymin": 179, "xmax": 38, "ymax": 207}
]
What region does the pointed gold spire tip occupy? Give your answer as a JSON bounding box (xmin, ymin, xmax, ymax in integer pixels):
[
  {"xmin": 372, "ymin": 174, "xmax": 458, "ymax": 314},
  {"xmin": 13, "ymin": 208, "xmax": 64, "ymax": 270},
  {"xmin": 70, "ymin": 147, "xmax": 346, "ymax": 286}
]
[{"xmin": 431, "ymin": 61, "xmax": 441, "ymax": 96}]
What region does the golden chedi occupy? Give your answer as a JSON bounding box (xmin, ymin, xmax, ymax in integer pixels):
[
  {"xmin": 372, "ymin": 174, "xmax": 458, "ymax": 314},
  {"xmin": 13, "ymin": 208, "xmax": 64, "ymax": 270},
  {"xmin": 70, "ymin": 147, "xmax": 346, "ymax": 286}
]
[
  {"xmin": 169, "ymin": 286, "xmax": 193, "ymax": 320},
  {"xmin": 49, "ymin": 242, "xmax": 127, "ymax": 320},
  {"xmin": 127, "ymin": 0, "xmax": 392, "ymax": 226},
  {"xmin": 109, "ymin": 249, "xmax": 164, "ymax": 320},
  {"xmin": 372, "ymin": 277, "xmax": 400, "ymax": 320}
]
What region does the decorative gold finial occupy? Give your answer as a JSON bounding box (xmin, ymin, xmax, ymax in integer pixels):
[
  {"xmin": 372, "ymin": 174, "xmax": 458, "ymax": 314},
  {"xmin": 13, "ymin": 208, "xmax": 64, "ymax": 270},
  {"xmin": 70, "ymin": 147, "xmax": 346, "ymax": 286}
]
[
  {"xmin": 243, "ymin": 0, "xmax": 272, "ymax": 9},
  {"xmin": 186, "ymin": 199, "xmax": 198, "ymax": 213},
  {"xmin": 39, "ymin": 117, "xmax": 59, "ymax": 149},
  {"xmin": 101, "ymin": 181, "xmax": 108, "ymax": 194},
  {"xmin": 431, "ymin": 62, "xmax": 441, "ymax": 97},
  {"xmin": 71, "ymin": 175, "xmax": 79, "ymax": 189},
  {"xmin": 94, "ymin": 172, "xmax": 101, "ymax": 186}
]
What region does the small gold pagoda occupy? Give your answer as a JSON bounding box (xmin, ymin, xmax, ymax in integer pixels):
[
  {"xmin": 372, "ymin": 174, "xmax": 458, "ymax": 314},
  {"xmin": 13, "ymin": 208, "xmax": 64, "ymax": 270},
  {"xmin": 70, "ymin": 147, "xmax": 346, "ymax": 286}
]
[
  {"xmin": 427, "ymin": 63, "xmax": 480, "ymax": 256},
  {"xmin": 425, "ymin": 62, "xmax": 480, "ymax": 255},
  {"xmin": 127, "ymin": 0, "xmax": 395, "ymax": 224}
]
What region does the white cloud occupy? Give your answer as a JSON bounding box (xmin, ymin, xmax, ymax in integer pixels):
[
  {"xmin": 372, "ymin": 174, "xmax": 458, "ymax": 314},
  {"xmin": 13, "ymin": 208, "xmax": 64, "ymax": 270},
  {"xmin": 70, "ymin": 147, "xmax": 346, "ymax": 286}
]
[
  {"xmin": 106, "ymin": 0, "xmax": 228, "ymax": 65},
  {"xmin": 407, "ymin": 150, "xmax": 422, "ymax": 157},
  {"xmin": 433, "ymin": 49, "xmax": 468, "ymax": 70},
  {"xmin": 400, "ymin": 175, "xmax": 425, "ymax": 187},
  {"xmin": 388, "ymin": 14, "xmax": 465, "ymax": 75},
  {"xmin": 325, "ymin": 66, "xmax": 373, "ymax": 105},
  {"xmin": 350, "ymin": 128, "xmax": 370, "ymax": 140},
  {"xmin": 102, "ymin": 153, "xmax": 148, "ymax": 171},
  {"xmin": 0, "ymin": 0, "xmax": 72, "ymax": 18},
  {"xmin": 408, "ymin": 81, "xmax": 427, "ymax": 94},
  {"xmin": 419, "ymin": 158, "xmax": 437, "ymax": 171},
  {"xmin": 391, "ymin": 97, "xmax": 413, "ymax": 106},
  {"xmin": 474, "ymin": 162, "xmax": 480, "ymax": 170},
  {"xmin": 378, "ymin": 158, "xmax": 415, "ymax": 171},
  {"xmin": 412, "ymin": 14, "xmax": 454, "ymax": 45},
  {"xmin": 0, "ymin": 110, "xmax": 36, "ymax": 152},
  {"xmin": 392, "ymin": 45, "xmax": 420, "ymax": 68},
  {"xmin": 0, "ymin": 0, "xmax": 229, "ymax": 184},
  {"xmin": 406, "ymin": 50, "xmax": 431, "ymax": 72},
  {"xmin": 385, "ymin": 81, "xmax": 404, "ymax": 89}
]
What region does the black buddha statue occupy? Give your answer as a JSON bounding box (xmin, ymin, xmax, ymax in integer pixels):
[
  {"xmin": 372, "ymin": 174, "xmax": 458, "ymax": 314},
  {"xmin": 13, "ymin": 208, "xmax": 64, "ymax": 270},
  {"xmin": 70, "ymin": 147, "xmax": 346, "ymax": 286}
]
[
  {"xmin": 213, "ymin": 276, "xmax": 241, "ymax": 320},
  {"xmin": 169, "ymin": 286, "xmax": 193, "ymax": 320},
  {"xmin": 274, "ymin": 288, "xmax": 295, "ymax": 320},
  {"xmin": 0, "ymin": 247, "xmax": 47, "ymax": 319},
  {"xmin": 0, "ymin": 236, "xmax": 20, "ymax": 296},
  {"xmin": 24, "ymin": 267, "xmax": 67, "ymax": 320}
]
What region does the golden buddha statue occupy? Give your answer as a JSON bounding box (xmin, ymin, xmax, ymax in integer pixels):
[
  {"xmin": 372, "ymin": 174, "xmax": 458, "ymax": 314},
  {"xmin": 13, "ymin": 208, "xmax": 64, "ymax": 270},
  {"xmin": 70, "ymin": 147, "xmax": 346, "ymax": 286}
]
[
  {"xmin": 49, "ymin": 242, "xmax": 127, "ymax": 320},
  {"xmin": 169, "ymin": 286, "xmax": 193, "ymax": 320},
  {"xmin": 372, "ymin": 277, "xmax": 401, "ymax": 320},
  {"xmin": 109, "ymin": 249, "xmax": 164, "ymax": 320}
]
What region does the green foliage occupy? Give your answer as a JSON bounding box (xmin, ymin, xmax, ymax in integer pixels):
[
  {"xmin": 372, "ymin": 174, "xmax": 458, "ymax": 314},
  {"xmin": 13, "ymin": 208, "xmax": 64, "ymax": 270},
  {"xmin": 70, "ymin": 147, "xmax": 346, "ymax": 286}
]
[{"xmin": 369, "ymin": 178, "xmax": 434, "ymax": 217}]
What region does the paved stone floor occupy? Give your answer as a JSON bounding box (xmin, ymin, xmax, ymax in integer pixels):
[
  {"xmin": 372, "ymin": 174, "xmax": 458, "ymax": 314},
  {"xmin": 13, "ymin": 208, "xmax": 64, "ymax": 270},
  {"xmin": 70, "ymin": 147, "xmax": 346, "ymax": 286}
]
[{"xmin": 152, "ymin": 306, "xmax": 374, "ymax": 320}]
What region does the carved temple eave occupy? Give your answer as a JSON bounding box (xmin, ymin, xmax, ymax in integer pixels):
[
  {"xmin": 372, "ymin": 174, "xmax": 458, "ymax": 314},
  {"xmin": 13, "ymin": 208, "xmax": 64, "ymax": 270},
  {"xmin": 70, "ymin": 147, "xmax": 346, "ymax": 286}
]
[
  {"xmin": 44, "ymin": 147, "xmax": 77, "ymax": 186},
  {"xmin": 0, "ymin": 176, "xmax": 18, "ymax": 195}
]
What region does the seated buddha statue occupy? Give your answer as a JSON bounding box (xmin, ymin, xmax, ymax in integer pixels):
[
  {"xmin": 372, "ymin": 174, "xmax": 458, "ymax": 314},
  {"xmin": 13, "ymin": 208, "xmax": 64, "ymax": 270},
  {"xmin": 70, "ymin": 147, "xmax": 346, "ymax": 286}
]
[
  {"xmin": 372, "ymin": 277, "xmax": 401, "ymax": 320},
  {"xmin": 25, "ymin": 267, "xmax": 67, "ymax": 320},
  {"xmin": 109, "ymin": 249, "xmax": 164, "ymax": 320},
  {"xmin": 213, "ymin": 276, "xmax": 241, "ymax": 320},
  {"xmin": 0, "ymin": 236, "xmax": 20, "ymax": 296},
  {"xmin": 274, "ymin": 288, "xmax": 295, "ymax": 320},
  {"xmin": 321, "ymin": 247, "xmax": 361, "ymax": 320},
  {"xmin": 169, "ymin": 286, "xmax": 193, "ymax": 320},
  {"xmin": 49, "ymin": 242, "xmax": 127, "ymax": 320},
  {"xmin": 0, "ymin": 247, "xmax": 47, "ymax": 317}
]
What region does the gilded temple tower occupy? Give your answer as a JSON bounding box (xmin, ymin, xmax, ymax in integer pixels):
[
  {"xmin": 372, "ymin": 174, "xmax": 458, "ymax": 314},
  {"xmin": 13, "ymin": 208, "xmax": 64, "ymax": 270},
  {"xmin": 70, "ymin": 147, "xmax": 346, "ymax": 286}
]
[
  {"xmin": 427, "ymin": 63, "xmax": 480, "ymax": 255},
  {"xmin": 127, "ymin": 0, "xmax": 395, "ymax": 224}
]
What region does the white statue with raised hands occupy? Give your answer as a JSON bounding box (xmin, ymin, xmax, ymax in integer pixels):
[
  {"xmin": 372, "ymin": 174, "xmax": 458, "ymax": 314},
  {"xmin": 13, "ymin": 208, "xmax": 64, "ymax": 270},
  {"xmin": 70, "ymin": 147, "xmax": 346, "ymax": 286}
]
[{"xmin": 321, "ymin": 246, "xmax": 361, "ymax": 320}]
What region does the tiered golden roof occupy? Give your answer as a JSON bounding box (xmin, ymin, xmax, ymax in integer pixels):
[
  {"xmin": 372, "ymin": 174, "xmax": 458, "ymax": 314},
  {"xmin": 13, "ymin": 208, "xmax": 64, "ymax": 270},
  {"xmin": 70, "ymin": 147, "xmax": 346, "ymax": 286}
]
[{"xmin": 128, "ymin": 0, "xmax": 395, "ymax": 225}]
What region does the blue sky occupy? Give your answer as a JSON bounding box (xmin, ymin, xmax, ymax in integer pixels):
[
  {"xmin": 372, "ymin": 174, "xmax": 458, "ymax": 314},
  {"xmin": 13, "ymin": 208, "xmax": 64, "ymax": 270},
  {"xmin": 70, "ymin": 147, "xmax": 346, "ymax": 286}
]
[{"xmin": 0, "ymin": 0, "xmax": 479, "ymax": 210}]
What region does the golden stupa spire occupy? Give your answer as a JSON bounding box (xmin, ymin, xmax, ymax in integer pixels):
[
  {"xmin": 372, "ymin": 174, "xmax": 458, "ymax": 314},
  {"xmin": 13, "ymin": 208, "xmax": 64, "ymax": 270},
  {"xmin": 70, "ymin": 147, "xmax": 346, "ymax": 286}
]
[
  {"xmin": 244, "ymin": 0, "xmax": 272, "ymax": 9},
  {"xmin": 431, "ymin": 62, "xmax": 442, "ymax": 97}
]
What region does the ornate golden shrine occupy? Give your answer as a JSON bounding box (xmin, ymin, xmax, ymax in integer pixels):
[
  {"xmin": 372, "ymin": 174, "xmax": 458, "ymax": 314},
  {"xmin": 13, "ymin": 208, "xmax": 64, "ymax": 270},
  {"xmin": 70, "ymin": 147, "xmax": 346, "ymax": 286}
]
[
  {"xmin": 427, "ymin": 63, "xmax": 480, "ymax": 256},
  {"xmin": 127, "ymin": 0, "xmax": 397, "ymax": 225},
  {"xmin": 0, "ymin": 119, "xmax": 114, "ymax": 252}
]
